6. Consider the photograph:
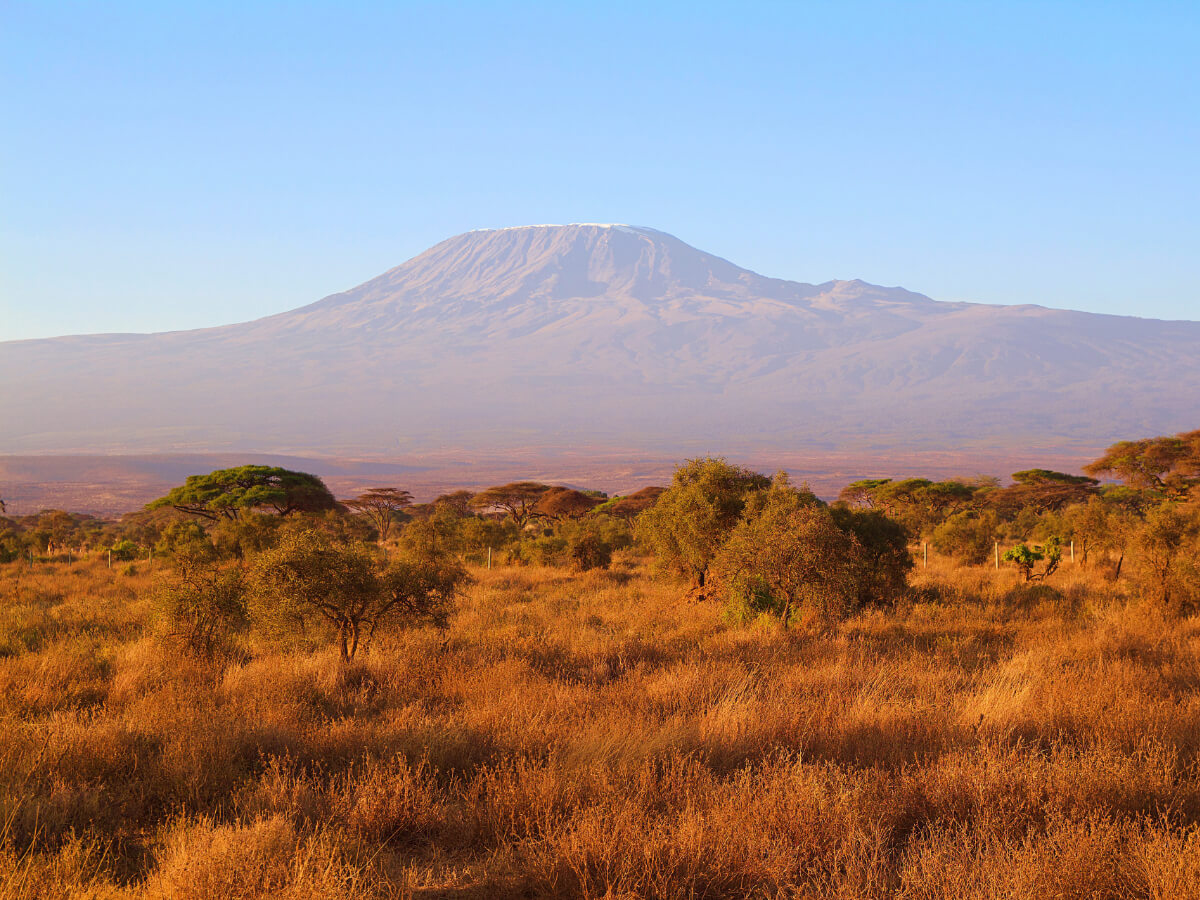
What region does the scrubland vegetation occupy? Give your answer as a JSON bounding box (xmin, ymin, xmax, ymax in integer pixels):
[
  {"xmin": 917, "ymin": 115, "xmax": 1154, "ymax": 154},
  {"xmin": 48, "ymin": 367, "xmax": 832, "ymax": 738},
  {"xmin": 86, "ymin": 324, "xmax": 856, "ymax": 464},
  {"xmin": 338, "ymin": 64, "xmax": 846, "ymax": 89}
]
[{"xmin": 1, "ymin": 431, "xmax": 1200, "ymax": 898}]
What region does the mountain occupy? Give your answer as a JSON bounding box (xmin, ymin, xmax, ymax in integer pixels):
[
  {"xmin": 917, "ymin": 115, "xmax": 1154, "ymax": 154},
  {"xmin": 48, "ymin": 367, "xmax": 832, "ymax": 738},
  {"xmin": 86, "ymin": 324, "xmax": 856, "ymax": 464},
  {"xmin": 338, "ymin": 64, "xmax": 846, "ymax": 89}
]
[{"xmin": 2, "ymin": 223, "xmax": 1198, "ymax": 458}]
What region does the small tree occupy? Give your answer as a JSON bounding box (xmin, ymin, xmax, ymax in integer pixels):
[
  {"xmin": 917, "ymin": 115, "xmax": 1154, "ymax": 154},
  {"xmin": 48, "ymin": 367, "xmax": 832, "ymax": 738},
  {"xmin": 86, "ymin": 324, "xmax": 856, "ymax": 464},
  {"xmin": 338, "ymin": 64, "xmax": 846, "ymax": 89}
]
[
  {"xmin": 149, "ymin": 465, "xmax": 337, "ymax": 521},
  {"xmin": 636, "ymin": 458, "xmax": 770, "ymax": 589},
  {"xmin": 343, "ymin": 488, "xmax": 413, "ymax": 543},
  {"xmin": 250, "ymin": 530, "xmax": 468, "ymax": 661},
  {"xmin": 830, "ymin": 506, "xmax": 912, "ymax": 607},
  {"xmin": 1131, "ymin": 503, "xmax": 1200, "ymax": 609},
  {"xmin": 1003, "ymin": 538, "xmax": 1062, "ymax": 582},
  {"xmin": 378, "ymin": 550, "xmax": 470, "ymax": 634},
  {"xmin": 567, "ymin": 529, "xmax": 613, "ymax": 571}
]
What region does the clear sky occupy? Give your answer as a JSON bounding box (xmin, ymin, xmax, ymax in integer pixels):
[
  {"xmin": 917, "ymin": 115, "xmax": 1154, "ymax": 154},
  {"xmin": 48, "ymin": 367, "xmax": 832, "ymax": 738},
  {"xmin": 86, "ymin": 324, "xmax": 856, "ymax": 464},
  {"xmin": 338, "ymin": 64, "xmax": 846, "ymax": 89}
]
[{"xmin": 2, "ymin": 1, "xmax": 1198, "ymax": 341}]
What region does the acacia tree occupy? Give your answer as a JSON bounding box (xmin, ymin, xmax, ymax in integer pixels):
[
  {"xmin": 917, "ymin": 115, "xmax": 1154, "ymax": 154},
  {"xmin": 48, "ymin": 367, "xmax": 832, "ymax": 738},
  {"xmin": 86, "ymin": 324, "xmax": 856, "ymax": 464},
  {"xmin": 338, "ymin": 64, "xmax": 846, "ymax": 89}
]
[
  {"xmin": 988, "ymin": 469, "xmax": 1099, "ymax": 515},
  {"xmin": 636, "ymin": 458, "xmax": 770, "ymax": 589},
  {"xmin": 533, "ymin": 487, "xmax": 602, "ymax": 521},
  {"xmin": 837, "ymin": 477, "xmax": 983, "ymax": 534},
  {"xmin": 603, "ymin": 486, "xmax": 666, "ymax": 523},
  {"xmin": 470, "ymin": 482, "xmax": 552, "ymax": 527},
  {"xmin": 343, "ymin": 488, "xmax": 413, "ymax": 542},
  {"xmin": 1085, "ymin": 430, "xmax": 1200, "ymax": 499},
  {"xmin": 250, "ymin": 529, "xmax": 468, "ymax": 662},
  {"xmin": 149, "ymin": 465, "xmax": 336, "ymax": 521}
]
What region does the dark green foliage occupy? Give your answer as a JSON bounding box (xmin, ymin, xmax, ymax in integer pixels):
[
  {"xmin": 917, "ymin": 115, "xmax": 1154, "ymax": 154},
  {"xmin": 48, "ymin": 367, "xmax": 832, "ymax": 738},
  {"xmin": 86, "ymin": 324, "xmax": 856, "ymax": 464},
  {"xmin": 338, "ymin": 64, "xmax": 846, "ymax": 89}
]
[
  {"xmin": 830, "ymin": 507, "xmax": 913, "ymax": 607},
  {"xmin": 148, "ymin": 465, "xmax": 336, "ymax": 521}
]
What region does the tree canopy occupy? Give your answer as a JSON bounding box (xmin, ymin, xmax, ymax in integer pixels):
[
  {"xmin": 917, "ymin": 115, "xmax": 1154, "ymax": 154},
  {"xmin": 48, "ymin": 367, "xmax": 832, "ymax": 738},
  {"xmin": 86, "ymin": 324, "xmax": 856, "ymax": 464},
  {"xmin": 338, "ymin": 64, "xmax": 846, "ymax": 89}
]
[
  {"xmin": 533, "ymin": 486, "xmax": 603, "ymax": 520},
  {"xmin": 1084, "ymin": 429, "xmax": 1200, "ymax": 498},
  {"xmin": 715, "ymin": 479, "xmax": 859, "ymax": 625},
  {"xmin": 149, "ymin": 465, "xmax": 336, "ymax": 521},
  {"xmin": 987, "ymin": 469, "xmax": 1099, "ymax": 514},
  {"xmin": 470, "ymin": 482, "xmax": 552, "ymax": 526},
  {"xmin": 601, "ymin": 486, "xmax": 666, "ymax": 523},
  {"xmin": 635, "ymin": 458, "xmax": 770, "ymax": 588},
  {"xmin": 343, "ymin": 487, "xmax": 413, "ymax": 542},
  {"xmin": 249, "ymin": 529, "xmax": 468, "ymax": 661}
]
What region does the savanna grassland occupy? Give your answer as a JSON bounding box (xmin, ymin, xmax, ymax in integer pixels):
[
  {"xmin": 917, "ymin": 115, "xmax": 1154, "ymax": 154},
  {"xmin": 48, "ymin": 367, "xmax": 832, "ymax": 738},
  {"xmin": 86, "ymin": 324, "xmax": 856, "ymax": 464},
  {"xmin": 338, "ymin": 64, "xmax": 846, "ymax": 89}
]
[{"xmin": 2, "ymin": 550, "xmax": 1199, "ymax": 899}]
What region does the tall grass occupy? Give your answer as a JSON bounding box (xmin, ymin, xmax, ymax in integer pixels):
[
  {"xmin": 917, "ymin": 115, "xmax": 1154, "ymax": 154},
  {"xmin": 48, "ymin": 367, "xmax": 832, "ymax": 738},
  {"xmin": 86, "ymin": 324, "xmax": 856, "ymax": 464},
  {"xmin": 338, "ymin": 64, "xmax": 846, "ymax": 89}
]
[{"xmin": 1, "ymin": 552, "xmax": 1198, "ymax": 897}]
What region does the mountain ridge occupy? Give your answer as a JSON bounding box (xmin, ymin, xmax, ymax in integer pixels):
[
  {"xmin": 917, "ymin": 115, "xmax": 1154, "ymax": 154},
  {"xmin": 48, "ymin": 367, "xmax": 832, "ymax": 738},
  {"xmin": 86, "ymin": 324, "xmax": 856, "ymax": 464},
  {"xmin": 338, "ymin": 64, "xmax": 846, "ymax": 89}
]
[{"xmin": 1, "ymin": 224, "xmax": 1197, "ymax": 456}]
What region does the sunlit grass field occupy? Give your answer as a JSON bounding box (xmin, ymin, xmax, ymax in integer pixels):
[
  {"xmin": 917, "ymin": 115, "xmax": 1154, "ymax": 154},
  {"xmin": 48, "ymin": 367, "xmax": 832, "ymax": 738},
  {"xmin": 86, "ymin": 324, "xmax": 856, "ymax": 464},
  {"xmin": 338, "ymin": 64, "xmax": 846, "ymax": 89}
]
[{"xmin": 2, "ymin": 553, "xmax": 1199, "ymax": 898}]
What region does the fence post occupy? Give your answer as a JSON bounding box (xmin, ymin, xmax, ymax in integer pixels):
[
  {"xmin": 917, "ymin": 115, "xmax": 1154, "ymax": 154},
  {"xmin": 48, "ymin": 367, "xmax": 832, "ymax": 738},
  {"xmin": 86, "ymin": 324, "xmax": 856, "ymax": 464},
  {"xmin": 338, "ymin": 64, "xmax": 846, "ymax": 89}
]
[
  {"xmin": 487, "ymin": 547, "xmax": 492, "ymax": 570},
  {"xmin": 922, "ymin": 542, "xmax": 928, "ymax": 569},
  {"xmin": 1070, "ymin": 540, "xmax": 1075, "ymax": 564},
  {"xmin": 994, "ymin": 542, "xmax": 1000, "ymax": 570},
  {"xmin": 108, "ymin": 549, "xmax": 112, "ymax": 570}
]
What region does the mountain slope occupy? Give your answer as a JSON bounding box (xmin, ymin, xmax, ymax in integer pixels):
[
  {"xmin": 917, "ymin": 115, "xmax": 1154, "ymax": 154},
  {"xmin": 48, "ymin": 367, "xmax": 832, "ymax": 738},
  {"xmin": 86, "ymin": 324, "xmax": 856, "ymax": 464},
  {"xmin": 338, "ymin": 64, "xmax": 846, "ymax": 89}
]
[{"xmin": 2, "ymin": 223, "xmax": 1197, "ymax": 455}]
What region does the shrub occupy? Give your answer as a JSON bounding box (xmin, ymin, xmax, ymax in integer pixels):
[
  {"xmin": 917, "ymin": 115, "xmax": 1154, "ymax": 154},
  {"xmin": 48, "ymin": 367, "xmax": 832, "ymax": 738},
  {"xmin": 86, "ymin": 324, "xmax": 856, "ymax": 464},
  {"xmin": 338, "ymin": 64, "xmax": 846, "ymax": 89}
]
[
  {"xmin": 108, "ymin": 539, "xmax": 138, "ymax": 562},
  {"xmin": 155, "ymin": 548, "xmax": 248, "ymax": 657},
  {"xmin": 1003, "ymin": 538, "xmax": 1062, "ymax": 582},
  {"xmin": 714, "ymin": 481, "xmax": 859, "ymax": 626},
  {"xmin": 830, "ymin": 506, "xmax": 912, "ymax": 607},
  {"xmin": 1131, "ymin": 503, "xmax": 1200, "ymax": 610},
  {"xmin": 930, "ymin": 510, "xmax": 998, "ymax": 564},
  {"xmin": 568, "ymin": 530, "xmax": 613, "ymax": 571}
]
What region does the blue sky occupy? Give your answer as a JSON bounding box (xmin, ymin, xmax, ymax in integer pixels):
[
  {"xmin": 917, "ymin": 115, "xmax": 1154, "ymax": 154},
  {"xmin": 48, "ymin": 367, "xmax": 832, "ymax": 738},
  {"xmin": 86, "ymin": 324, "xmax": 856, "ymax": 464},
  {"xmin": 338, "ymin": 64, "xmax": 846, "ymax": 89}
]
[{"xmin": 2, "ymin": 1, "xmax": 1197, "ymax": 340}]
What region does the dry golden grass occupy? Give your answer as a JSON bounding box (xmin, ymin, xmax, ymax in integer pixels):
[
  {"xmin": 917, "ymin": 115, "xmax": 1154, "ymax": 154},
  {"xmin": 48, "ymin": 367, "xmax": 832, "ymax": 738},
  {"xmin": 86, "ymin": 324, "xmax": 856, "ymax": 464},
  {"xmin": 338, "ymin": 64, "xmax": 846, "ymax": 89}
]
[{"xmin": 1, "ymin": 551, "xmax": 1199, "ymax": 898}]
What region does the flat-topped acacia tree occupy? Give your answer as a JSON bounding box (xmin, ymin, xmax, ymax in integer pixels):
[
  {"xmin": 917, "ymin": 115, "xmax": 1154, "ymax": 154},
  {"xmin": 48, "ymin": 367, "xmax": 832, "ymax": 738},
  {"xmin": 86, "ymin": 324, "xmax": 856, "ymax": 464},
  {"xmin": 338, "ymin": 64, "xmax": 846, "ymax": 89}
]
[
  {"xmin": 148, "ymin": 465, "xmax": 336, "ymax": 521},
  {"xmin": 343, "ymin": 488, "xmax": 413, "ymax": 542},
  {"xmin": 469, "ymin": 482, "xmax": 552, "ymax": 527},
  {"xmin": 1085, "ymin": 429, "xmax": 1200, "ymax": 499}
]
